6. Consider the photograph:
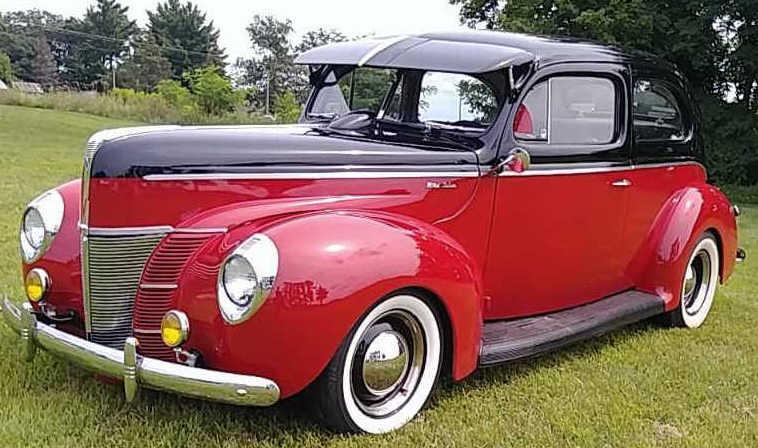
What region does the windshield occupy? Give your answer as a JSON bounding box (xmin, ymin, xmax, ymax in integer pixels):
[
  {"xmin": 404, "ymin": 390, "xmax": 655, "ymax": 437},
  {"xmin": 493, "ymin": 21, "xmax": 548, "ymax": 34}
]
[{"xmin": 306, "ymin": 66, "xmax": 504, "ymax": 132}]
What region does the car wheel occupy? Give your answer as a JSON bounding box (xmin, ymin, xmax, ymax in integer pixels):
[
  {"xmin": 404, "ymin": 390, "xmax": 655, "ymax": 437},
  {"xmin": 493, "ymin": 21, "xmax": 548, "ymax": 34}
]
[
  {"xmin": 665, "ymin": 232, "xmax": 720, "ymax": 328},
  {"xmin": 310, "ymin": 293, "xmax": 443, "ymax": 433}
]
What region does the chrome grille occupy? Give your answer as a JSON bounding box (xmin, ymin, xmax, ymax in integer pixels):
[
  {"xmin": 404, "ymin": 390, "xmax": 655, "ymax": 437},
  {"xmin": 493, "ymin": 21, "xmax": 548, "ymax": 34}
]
[{"xmin": 86, "ymin": 234, "xmax": 165, "ymax": 348}]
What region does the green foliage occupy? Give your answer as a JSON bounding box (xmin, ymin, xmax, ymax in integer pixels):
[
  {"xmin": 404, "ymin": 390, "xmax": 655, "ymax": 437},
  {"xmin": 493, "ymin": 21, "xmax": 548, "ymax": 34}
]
[
  {"xmin": 338, "ymin": 68, "xmax": 395, "ymax": 112},
  {"xmin": 81, "ymin": 0, "xmax": 137, "ymax": 87},
  {"xmin": 0, "ymin": 10, "xmax": 65, "ymax": 83},
  {"xmin": 0, "ymin": 89, "xmax": 272, "ymax": 125},
  {"xmin": 147, "ymin": 0, "xmax": 225, "ymax": 78},
  {"xmin": 28, "ymin": 35, "xmax": 58, "ymax": 87},
  {"xmin": 234, "ymin": 19, "xmax": 346, "ymax": 108},
  {"xmin": 183, "ymin": 65, "xmax": 242, "ymax": 115},
  {"xmin": 118, "ymin": 32, "xmax": 172, "ymax": 91},
  {"xmin": 0, "ymin": 51, "xmax": 12, "ymax": 83},
  {"xmin": 457, "ymin": 79, "xmax": 498, "ymax": 121},
  {"xmin": 701, "ymin": 97, "xmax": 758, "ymax": 186},
  {"xmin": 272, "ymin": 91, "xmax": 301, "ymax": 123},
  {"xmin": 154, "ymin": 79, "xmax": 193, "ymax": 108}
]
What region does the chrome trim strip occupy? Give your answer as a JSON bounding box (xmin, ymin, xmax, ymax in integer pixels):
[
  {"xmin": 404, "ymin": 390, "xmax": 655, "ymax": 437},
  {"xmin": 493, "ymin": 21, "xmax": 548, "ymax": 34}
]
[
  {"xmin": 133, "ymin": 328, "xmax": 163, "ymax": 334},
  {"xmin": 143, "ymin": 170, "xmax": 480, "ymax": 181},
  {"xmin": 498, "ymin": 161, "xmax": 705, "ymax": 177},
  {"xmin": 141, "ymin": 161, "xmax": 703, "ymax": 181},
  {"xmin": 81, "ymin": 230, "xmax": 92, "ymax": 333},
  {"xmin": 1, "ymin": 298, "xmax": 280, "ymax": 406},
  {"xmin": 140, "ymin": 283, "xmax": 178, "ymax": 290},
  {"xmin": 80, "ymin": 225, "xmax": 228, "ymax": 236},
  {"xmin": 358, "ymin": 35, "xmax": 409, "ymax": 66},
  {"xmin": 173, "ymin": 227, "xmax": 228, "ymax": 234},
  {"xmin": 86, "ymin": 225, "xmax": 174, "ymax": 236}
]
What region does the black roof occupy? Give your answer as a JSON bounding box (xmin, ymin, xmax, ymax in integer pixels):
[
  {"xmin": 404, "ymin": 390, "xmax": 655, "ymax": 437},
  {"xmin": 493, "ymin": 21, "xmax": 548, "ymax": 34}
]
[{"xmin": 295, "ymin": 30, "xmax": 662, "ymax": 74}]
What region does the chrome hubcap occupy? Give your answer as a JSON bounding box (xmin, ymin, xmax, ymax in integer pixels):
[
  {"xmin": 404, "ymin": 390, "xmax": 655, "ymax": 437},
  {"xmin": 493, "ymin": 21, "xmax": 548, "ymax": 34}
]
[
  {"xmin": 683, "ymin": 264, "xmax": 697, "ymax": 298},
  {"xmin": 362, "ymin": 331, "xmax": 409, "ymax": 396},
  {"xmin": 351, "ymin": 310, "xmax": 425, "ymax": 417},
  {"xmin": 682, "ymin": 250, "xmax": 711, "ymax": 316}
]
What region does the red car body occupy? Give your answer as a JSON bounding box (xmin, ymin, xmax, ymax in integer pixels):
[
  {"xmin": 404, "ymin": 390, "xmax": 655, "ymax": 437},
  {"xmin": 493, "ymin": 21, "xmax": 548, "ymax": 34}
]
[{"xmin": 10, "ymin": 31, "xmax": 741, "ymax": 406}]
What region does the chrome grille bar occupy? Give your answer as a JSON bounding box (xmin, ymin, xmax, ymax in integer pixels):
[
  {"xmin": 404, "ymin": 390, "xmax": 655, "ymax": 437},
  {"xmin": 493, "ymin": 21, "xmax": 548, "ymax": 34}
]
[{"xmin": 87, "ymin": 234, "xmax": 165, "ymax": 348}]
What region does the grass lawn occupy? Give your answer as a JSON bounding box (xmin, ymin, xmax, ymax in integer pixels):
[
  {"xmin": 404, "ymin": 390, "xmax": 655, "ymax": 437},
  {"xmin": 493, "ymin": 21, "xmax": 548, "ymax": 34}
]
[{"xmin": 0, "ymin": 104, "xmax": 756, "ymax": 447}]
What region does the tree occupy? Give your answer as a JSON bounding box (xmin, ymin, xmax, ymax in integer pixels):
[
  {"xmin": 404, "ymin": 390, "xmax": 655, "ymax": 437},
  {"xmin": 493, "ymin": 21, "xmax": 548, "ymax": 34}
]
[
  {"xmin": 235, "ymin": 18, "xmax": 346, "ymax": 110},
  {"xmin": 450, "ymin": 0, "xmax": 758, "ymax": 186},
  {"xmin": 0, "ymin": 10, "xmax": 65, "ymax": 82},
  {"xmin": 0, "ymin": 51, "xmax": 12, "ymax": 83},
  {"xmin": 79, "ymin": 0, "xmax": 137, "ymax": 88},
  {"xmin": 118, "ymin": 31, "xmax": 172, "ymax": 91},
  {"xmin": 722, "ymin": 0, "xmax": 758, "ymax": 111},
  {"xmin": 272, "ymin": 90, "xmax": 301, "ymax": 122},
  {"xmin": 28, "ymin": 34, "xmax": 58, "ymax": 87},
  {"xmin": 295, "ymin": 28, "xmax": 347, "ymax": 54},
  {"xmin": 450, "ymin": 0, "xmax": 727, "ymax": 97},
  {"xmin": 184, "ymin": 65, "xmax": 242, "ymax": 114},
  {"xmin": 147, "ymin": 0, "xmax": 225, "ymax": 78}
]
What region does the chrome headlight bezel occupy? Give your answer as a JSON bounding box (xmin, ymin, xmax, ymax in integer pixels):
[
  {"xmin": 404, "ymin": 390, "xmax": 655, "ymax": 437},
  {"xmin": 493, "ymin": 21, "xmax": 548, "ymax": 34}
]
[
  {"xmin": 217, "ymin": 233, "xmax": 279, "ymax": 325},
  {"xmin": 19, "ymin": 189, "xmax": 64, "ymax": 263}
]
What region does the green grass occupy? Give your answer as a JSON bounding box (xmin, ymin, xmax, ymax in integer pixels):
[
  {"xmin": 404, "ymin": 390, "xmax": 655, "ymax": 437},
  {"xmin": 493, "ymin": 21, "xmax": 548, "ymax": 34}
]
[{"xmin": 0, "ymin": 104, "xmax": 757, "ymax": 447}]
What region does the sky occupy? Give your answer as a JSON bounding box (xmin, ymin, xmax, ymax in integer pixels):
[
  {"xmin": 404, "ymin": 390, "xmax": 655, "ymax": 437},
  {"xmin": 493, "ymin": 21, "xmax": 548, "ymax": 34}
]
[{"xmin": 1, "ymin": 0, "xmax": 466, "ymax": 62}]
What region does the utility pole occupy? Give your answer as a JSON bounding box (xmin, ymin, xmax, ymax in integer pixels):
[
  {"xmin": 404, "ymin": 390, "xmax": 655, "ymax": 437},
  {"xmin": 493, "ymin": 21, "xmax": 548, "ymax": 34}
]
[
  {"xmin": 111, "ymin": 56, "xmax": 116, "ymax": 89},
  {"xmin": 265, "ymin": 72, "xmax": 270, "ymax": 116}
]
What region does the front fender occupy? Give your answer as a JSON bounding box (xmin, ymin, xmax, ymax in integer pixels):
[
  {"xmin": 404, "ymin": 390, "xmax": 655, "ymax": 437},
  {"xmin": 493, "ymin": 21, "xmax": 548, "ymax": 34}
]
[
  {"xmin": 630, "ymin": 184, "xmax": 737, "ymax": 311},
  {"xmin": 176, "ymin": 211, "xmax": 483, "ymax": 397},
  {"xmin": 21, "ymin": 179, "xmax": 84, "ymax": 330}
]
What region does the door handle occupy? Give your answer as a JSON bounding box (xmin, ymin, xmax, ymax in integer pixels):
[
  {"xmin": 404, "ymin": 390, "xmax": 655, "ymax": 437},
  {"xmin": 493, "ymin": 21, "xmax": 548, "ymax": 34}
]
[{"xmin": 610, "ymin": 179, "xmax": 632, "ymax": 187}]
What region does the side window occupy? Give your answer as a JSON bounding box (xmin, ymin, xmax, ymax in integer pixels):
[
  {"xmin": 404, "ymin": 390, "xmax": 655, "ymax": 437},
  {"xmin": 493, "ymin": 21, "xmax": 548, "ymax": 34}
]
[
  {"xmin": 633, "ymin": 80, "xmax": 685, "ymax": 142},
  {"xmin": 418, "ymin": 72, "xmax": 498, "ymax": 129},
  {"xmin": 515, "ymin": 76, "xmax": 617, "ymax": 145}
]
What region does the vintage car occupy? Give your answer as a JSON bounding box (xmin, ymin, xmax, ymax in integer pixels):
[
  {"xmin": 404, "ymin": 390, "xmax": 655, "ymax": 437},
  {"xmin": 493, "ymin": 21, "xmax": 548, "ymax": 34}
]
[{"xmin": 1, "ymin": 30, "xmax": 746, "ymax": 433}]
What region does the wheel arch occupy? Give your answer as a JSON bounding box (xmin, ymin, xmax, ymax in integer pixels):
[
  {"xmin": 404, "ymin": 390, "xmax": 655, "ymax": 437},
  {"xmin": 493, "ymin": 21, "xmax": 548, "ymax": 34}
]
[
  {"xmin": 629, "ymin": 185, "xmax": 737, "ymax": 311},
  {"xmin": 178, "ymin": 209, "xmax": 483, "ymax": 397}
]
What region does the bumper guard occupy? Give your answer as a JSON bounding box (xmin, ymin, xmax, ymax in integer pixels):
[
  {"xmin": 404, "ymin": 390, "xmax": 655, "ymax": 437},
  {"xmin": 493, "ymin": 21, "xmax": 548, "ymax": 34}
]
[{"xmin": 1, "ymin": 297, "xmax": 279, "ymax": 406}]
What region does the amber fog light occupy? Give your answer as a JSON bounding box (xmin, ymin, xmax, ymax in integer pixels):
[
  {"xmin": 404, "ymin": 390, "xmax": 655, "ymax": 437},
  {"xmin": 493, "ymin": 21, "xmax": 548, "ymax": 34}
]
[
  {"xmin": 25, "ymin": 268, "xmax": 50, "ymax": 302},
  {"xmin": 161, "ymin": 310, "xmax": 189, "ymax": 348}
]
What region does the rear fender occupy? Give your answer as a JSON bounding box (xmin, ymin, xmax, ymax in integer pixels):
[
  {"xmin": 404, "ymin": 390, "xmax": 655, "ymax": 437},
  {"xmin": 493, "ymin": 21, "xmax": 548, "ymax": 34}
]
[{"xmin": 629, "ymin": 185, "xmax": 737, "ymax": 311}]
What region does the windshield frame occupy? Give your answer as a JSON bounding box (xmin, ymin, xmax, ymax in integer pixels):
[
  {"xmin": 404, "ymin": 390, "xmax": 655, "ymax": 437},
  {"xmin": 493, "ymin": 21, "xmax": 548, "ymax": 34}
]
[{"xmin": 302, "ymin": 64, "xmax": 509, "ymax": 135}]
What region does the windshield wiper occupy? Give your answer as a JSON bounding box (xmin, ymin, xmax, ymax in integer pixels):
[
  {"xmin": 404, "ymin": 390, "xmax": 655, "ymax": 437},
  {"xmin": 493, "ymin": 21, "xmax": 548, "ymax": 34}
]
[
  {"xmin": 308, "ymin": 112, "xmax": 339, "ymax": 121},
  {"xmin": 378, "ymin": 120, "xmax": 474, "ymax": 151}
]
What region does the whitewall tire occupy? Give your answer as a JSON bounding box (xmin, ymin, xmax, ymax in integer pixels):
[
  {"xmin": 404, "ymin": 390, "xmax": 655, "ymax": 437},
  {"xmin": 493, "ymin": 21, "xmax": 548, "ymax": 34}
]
[
  {"xmin": 667, "ymin": 233, "xmax": 720, "ymax": 328},
  {"xmin": 310, "ymin": 293, "xmax": 443, "ymax": 433}
]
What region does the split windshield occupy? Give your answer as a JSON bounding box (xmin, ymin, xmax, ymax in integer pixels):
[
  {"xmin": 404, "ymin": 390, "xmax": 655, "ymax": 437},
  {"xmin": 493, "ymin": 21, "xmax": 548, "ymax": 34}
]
[{"xmin": 307, "ymin": 66, "xmax": 504, "ymax": 132}]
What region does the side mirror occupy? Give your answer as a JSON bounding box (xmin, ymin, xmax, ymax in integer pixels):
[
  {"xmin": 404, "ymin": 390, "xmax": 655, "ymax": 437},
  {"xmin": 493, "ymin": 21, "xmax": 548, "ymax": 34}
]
[{"xmin": 490, "ymin": 148, "xmax": 531, "ymax": 175}]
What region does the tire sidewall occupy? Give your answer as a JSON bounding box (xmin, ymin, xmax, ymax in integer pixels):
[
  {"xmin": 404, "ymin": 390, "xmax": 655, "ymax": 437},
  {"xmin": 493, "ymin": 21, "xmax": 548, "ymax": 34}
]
[
  {"xmin": 340, "ymin": 294, "xmax": 442, "ymax": 434},
  {"xmin": 680, "ymin": 235, "xmax": 719, "ymax": 328}
]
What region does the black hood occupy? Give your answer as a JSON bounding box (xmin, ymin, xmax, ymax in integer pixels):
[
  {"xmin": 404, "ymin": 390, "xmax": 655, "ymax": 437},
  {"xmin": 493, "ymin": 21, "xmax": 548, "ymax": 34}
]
[{"xmin": 90, "ymin": 125, "xmax": 480, "ymax": 178}]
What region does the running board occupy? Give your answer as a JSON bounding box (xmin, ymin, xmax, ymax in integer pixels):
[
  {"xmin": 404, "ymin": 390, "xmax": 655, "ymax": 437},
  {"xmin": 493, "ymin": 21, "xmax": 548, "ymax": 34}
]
[{"xmin": 479, "ymin": 290, "xmax": 665, "ymax": 366}]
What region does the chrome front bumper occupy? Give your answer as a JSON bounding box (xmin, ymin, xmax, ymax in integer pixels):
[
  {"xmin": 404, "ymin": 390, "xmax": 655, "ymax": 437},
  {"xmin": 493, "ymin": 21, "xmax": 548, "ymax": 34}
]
[{"xmin": 1, "ymin": 298, "xmax": 279, "ymax": 406}]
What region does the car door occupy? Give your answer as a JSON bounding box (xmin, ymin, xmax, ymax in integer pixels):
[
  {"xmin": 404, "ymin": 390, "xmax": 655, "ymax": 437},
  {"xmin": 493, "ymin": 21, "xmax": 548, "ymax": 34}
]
[
  {"xmin": 483, "ymin": 63, "xmax": 634, "ymax": 319},
  {"xmin": 618, "ymin": 72, "xmax": 703, "ymax": 273}
]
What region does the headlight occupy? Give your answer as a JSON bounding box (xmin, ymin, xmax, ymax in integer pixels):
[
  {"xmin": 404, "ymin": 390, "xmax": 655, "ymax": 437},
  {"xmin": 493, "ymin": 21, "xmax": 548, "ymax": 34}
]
[
  {"xmin": 19, "ymin": 190, "xmax": 64, "ymax": 263},
  {"xmin": 217, "ymin": 233, "xmax": 278, "ymax": 325}
]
